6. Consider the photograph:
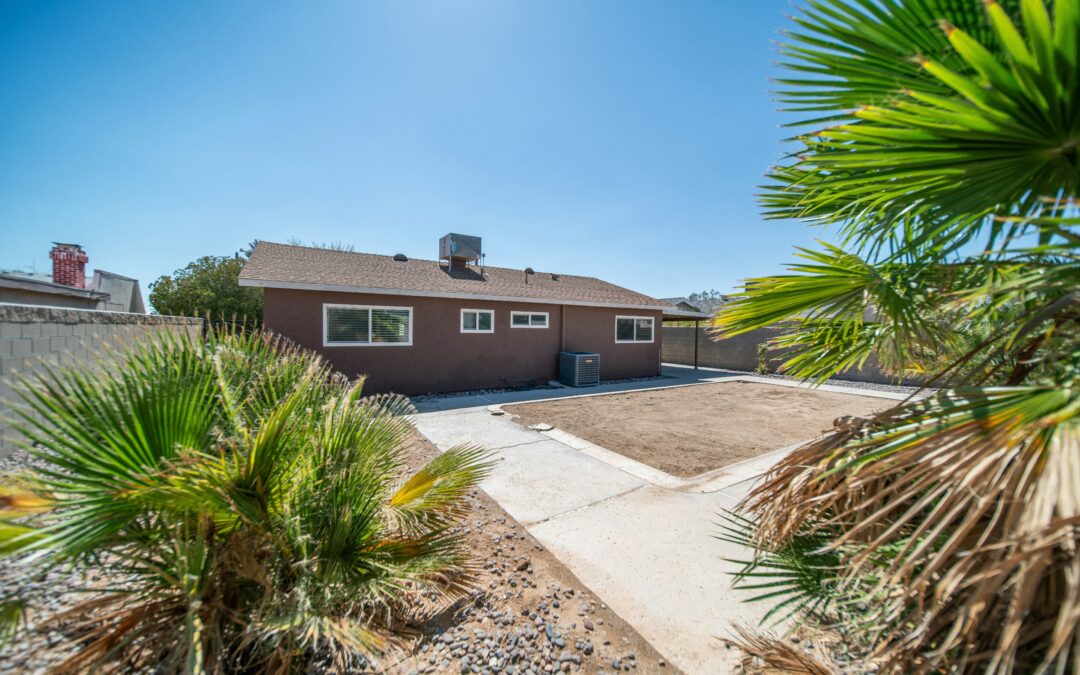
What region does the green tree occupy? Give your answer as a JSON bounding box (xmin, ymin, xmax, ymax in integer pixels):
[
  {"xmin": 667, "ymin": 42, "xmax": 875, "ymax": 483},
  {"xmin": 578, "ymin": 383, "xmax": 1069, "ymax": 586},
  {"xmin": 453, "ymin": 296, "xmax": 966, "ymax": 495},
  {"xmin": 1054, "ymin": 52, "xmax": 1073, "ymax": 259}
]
[
  {"xmin": 687, "ymin": 289, "xmax": 727, "ymax": 314},
  {"xmin": 149, "ymin": 255, "xmax": 263, "ymax": 321},
  {"xmin": 286, "ymin": 237, "xmax": 356, "ymax": 252},
  {"xmin": 0, "ymin": 331, "xmax": 489, "ymax": 671},
  {"xmin": 716, "ymin": 0, "xmax": 1079, "ymax": 672}
]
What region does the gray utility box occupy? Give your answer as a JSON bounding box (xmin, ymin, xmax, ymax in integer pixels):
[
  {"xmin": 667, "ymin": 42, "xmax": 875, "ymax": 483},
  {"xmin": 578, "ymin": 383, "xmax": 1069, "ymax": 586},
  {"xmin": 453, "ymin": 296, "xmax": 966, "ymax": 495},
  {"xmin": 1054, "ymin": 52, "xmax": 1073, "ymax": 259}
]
[
  {"xmin": 439, "ymin": 233, "xmax": 482, "ymax": 262},
  {"xmin": 559, "ymin": 352, "xmax": 600, "ymax": 387}
]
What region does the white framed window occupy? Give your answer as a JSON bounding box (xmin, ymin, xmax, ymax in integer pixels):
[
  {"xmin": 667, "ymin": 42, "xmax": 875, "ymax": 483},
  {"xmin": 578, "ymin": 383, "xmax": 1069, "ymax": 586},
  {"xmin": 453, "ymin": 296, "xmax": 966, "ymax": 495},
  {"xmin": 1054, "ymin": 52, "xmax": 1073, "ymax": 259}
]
[
  {"xmin": 461, "ymin": 308, "xmax": 494, "ymax": 333},
  {"xmin": 615, "ymin": 315, "xmax": 654, "ymax": 343},
  {"xmin": 510, "ymin": 311, "xmax": 549, "ymax": 328},
  {"xmin": 323, "ymin": 304, "xmax": 412, "ymax": 346}
]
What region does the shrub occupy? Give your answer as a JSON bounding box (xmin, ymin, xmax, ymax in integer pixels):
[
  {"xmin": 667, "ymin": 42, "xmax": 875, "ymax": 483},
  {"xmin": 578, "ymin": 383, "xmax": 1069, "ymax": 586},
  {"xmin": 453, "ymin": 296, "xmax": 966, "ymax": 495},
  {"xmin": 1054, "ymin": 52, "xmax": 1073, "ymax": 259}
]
[
  {"xmin": 0, "ymin": 330, "xmax": 490, "ymax": 672},
  {"xmin": 755, "ymin": 342, "xmax": 769, "ymax": 375}
]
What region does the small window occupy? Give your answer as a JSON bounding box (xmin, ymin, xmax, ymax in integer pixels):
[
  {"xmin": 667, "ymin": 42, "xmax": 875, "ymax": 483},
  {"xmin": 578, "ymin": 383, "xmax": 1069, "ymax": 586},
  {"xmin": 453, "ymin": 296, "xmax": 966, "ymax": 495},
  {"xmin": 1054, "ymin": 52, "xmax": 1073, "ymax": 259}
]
[
  {"xmin": 615, "ymin": 316, "xmax": 654, "ymax": 343},
  {"xmin": 461, "ymin": 309, "xmax": 494, "ymax": 333},
  {"xmin": 324, "ymin": 304, "xmax": 412, "ymax": 346},
  {"xmin": 511, "ymin": 311, "xmax": 549, "ymax": 328}
]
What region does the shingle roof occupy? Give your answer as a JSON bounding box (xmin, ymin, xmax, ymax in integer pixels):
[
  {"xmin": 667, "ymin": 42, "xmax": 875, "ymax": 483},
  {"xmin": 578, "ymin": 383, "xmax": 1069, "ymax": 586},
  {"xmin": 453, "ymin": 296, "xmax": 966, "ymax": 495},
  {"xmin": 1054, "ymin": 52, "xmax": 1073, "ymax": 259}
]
[
  {"xmin": 659, "ymin": 297, "xmax": 702, "ymax": 311},
  {"xmin": 239, "ymin": 242, "xmax": 667, "ymax": 310}
]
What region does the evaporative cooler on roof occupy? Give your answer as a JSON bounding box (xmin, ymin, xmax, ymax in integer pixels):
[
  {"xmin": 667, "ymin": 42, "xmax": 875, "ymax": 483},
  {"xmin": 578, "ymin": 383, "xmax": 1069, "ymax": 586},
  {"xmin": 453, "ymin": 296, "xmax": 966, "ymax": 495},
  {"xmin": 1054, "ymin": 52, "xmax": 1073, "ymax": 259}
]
[
  {"xmin": 559, "ymin": 352, "xmax": 600, "ymax": 387},
  {"xmin": 439, "ymin": 233, "xmax": 482, "ymax": 263}
]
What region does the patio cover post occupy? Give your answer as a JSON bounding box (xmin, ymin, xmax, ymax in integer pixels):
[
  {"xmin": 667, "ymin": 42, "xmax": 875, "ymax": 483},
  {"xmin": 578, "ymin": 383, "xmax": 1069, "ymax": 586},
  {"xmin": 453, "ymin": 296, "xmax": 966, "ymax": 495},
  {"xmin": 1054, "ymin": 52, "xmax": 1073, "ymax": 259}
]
[{"xmin": 694, "ymin": 319, "xmax": 699, "ymax": 370}]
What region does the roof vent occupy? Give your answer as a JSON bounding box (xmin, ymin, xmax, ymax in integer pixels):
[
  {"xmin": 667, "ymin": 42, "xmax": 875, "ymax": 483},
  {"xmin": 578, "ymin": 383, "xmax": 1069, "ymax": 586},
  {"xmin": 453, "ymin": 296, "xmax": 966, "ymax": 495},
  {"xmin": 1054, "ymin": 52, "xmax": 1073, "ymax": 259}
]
[
  {"xmin": 524, "ymin": 267, "xmax": 535, "ymax": 275},
  {"xmin": 551, "ymin": 273, "xmax": 560, "ymax": 281},
  {"xmin": 393, "ymin": 253, "xmax": 408, "ymax": 262}
]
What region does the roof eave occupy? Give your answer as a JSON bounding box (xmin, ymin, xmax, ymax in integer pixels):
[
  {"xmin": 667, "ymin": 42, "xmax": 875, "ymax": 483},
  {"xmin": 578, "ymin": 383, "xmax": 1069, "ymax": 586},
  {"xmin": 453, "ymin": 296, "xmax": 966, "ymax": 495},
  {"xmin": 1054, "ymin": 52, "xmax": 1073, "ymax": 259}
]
[
  {"xmin": 239, "ymin": 277, "xmax": 670, "ymax": 312},
  {"xmin": 661, "ymin": 309, "xmax": 712, "ymax": 320},
  {"xmin": 0, "ymin": 275, "xmax": 110, "ymax": 300}
]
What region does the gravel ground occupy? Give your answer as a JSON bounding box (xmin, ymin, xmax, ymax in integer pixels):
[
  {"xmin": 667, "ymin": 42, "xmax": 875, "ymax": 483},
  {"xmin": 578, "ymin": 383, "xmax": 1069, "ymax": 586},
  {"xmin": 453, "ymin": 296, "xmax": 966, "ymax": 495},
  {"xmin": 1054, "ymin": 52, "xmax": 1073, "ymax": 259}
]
[
  {"xmin": 0, "ymin": 436, "xmax": 671, "ymax": 675},
  {"xmin": 0, "ymin": 450, "xmax": 89, "ymax": 674},
  {"xmin": 385, "ymin": 434, "xmax": 670, "ymax": 674}
]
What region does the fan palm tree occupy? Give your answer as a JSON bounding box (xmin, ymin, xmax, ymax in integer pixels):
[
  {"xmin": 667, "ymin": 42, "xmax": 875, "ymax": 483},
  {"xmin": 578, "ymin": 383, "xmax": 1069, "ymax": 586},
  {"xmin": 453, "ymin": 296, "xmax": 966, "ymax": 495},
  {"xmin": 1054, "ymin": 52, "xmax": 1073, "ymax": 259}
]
[
  {"xmin": 715, "ymin": 0, "xmax": 1079, "ymax": 672},
  {"xmin": 0, "ymin": 330, "xmax": 490, "ymax": 672}
]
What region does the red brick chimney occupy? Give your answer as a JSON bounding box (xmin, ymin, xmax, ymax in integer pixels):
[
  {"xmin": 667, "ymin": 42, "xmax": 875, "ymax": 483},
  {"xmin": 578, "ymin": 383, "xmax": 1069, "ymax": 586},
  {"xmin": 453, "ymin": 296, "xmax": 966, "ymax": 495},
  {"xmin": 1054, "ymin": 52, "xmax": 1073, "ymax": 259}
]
[{"xmin": 49, "ymin": 243, "xmax": 88, "ymax": 288}]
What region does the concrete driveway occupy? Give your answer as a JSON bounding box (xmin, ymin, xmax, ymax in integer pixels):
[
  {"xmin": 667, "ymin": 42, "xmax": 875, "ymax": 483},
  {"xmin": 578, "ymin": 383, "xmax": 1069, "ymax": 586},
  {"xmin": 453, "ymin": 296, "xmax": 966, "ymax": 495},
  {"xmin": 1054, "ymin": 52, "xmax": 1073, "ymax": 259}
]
[{"xmin": 412, "ymin": 366, "xmax": 909, "ymax": 673}]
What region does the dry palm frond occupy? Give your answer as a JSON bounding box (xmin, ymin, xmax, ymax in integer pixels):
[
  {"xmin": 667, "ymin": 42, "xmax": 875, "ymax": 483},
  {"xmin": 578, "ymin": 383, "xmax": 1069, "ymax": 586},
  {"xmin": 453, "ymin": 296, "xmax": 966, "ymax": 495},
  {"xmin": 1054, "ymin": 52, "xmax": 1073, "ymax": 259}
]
[
  {"xmin": 46, "ymin": 593, "xmax": 191, "ymax": 674},
  {"xmin": 0, "ymin": 483, "xmax": 52, "ymax": 515},
  {"xmin": 741, "ymin": 387, "xmax": 1080, "ymax": 672},
  {"xmin": 244, "ymin": 611, "xmax": 404, "ymax": 674},
  {"xmin": 727, "ymin": 624, "xmax": 840, "ymax": 675}
]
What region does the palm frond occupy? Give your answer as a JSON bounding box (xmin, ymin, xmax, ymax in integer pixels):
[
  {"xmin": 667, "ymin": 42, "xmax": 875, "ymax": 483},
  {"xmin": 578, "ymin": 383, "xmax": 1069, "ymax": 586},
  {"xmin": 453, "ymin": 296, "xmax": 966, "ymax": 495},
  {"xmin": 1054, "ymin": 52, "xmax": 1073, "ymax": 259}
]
[
  {"xmin": 1, "ymin": 328, "xmax": 487, "ymax": 671},
  {"xmin": 718, "ymin": 511, "xmax": 849, "ymax": 625},
  {"xmin": 713, "ymin": 242, "xmax": 958, "ymax": 381},
  {"xmin": 727, "ymin": 624, "xmax": 841, "ymax": 675},
  {"xmin": 742, "ymin": 386, "xmax": 1080, "ymax": 671},
  {"xmin": 737, "ymin": 0, "xmax": 1080, "ymax": 672},
  {"xmin": 765, "ymin": 0, "xmax": 1079, "ymax": 249},
  {"xmin": 0, "ymin": 598, "xmax": 29, "ymax": 650},
  {"xmin": 388, "ymin": 445, "xmax": 494, "ymax": 531}
]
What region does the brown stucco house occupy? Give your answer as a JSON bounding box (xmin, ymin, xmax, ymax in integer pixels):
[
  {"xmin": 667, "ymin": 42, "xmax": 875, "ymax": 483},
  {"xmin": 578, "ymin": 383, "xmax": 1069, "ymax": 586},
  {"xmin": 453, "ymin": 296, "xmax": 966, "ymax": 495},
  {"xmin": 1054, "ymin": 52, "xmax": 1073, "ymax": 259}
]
[{"xmin": 239, "ymin": 235, "xmax": 681, "ymax": 395}]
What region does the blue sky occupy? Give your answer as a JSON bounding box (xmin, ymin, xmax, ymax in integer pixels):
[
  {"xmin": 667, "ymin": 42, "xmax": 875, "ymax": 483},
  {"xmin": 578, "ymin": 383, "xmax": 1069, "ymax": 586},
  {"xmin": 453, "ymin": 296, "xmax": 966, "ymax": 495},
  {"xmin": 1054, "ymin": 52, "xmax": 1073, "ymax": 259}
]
[{"xmin": 0, "ymin": 0, "xmax": 825, "ymax": 304}]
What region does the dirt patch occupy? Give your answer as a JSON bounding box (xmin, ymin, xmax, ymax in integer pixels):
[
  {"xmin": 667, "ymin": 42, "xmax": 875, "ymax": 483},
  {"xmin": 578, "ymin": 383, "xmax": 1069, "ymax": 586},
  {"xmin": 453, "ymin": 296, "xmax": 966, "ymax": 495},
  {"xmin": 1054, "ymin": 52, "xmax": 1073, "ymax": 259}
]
[
  {"xmin": 505, "ymin": 381, "xmax": 892, "ymax": 478},
  {"xmin": 386, "ymin": 433, "xmax": 672, "ymax": 674}
]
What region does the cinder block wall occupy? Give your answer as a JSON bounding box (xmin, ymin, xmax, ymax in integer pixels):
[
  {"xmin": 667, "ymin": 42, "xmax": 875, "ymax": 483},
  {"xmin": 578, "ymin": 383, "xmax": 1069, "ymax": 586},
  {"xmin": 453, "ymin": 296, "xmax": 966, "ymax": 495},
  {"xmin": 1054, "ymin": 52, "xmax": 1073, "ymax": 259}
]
[
  {"xmin": 661, "ymin": 325, "xmax": 911, "ymax": 386},
  {"xmin": 0, "ymin": 303, "xmax": 203, "ymax": 457}
]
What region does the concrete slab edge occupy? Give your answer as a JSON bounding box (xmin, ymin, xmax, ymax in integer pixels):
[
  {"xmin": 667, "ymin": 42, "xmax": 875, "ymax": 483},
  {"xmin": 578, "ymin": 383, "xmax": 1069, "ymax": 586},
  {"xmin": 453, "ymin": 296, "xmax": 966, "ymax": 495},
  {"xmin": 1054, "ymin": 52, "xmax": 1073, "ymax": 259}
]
[
  {"xmin": 491, "ymin": 375, "xmax": 913, "ymax": 411},
  {"xmin": 412, "ymin": 370, "xmax": 914, "ymax": 415},
  {"xmin": 538, "ymin": 427, "xmax": 813, "ymax": 495},
  {"xmin": 716, "ymin": 375, "xmax": 913, "ymax": 401}
]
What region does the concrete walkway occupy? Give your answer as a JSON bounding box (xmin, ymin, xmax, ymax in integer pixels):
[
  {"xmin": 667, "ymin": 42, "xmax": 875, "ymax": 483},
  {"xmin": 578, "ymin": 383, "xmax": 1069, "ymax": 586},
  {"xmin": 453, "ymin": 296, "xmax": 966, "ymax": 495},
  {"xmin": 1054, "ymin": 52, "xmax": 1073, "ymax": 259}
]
[{"xmin": 412, "ymin": 366, "xmax": 910, "ymax": 673}]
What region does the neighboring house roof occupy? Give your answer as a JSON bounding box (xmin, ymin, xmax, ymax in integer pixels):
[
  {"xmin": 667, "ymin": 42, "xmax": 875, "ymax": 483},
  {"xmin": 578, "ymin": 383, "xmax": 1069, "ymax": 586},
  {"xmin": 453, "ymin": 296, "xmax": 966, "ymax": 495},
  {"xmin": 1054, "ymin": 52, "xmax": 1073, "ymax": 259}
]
[
  {"xmin": 0, "ymin": 273, "xmax": 110, "ymax": 302},
  {"xmin": 660, "ymin": 297, "xmax": 703, "ymax": 312},
  {"xmin": 240, "ymin": 242, "xmax": 669, "ymax": 310},
  {"xmin": 0, "ymin": 269, "xmax": 146, "ymax": 313},
  {"xmin": 0, "ymin": 270, "xmax": 53, "ymax": 283},
  {"xmin": 661, "ymin": 308, "xmax": 711, "ymax": 320},
  {"xmin": 91, "ymin": 270, "xmax": 146, "ymax": 313}
]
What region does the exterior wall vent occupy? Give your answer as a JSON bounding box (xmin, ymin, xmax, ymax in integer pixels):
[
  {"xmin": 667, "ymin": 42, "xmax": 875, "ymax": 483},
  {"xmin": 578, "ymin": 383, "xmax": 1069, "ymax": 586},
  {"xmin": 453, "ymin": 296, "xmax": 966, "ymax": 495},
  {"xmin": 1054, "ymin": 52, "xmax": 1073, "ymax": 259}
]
[{"xmin": 559, "ymin": 352, "xmax": 600, "ymax": 387}]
